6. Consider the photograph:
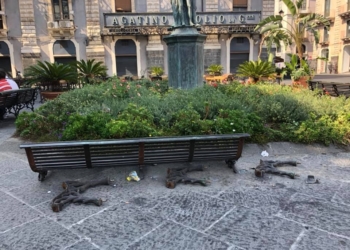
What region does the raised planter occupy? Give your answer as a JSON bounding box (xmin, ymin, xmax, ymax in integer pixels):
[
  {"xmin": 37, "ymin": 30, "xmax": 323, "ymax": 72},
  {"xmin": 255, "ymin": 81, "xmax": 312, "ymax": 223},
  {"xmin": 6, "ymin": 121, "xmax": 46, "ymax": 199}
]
[
  {"xmin": 41, "ymin": 91, "xmax": 63, "ymax": 101},
  {"xmin": 292, "ymin": 76, "xmax": 309, "ymax": 88}
]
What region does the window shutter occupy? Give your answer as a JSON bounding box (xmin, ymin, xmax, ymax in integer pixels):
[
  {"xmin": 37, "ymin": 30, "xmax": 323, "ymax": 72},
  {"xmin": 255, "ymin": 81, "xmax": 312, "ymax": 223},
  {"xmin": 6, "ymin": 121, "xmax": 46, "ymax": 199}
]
[
  {"xmin": 115, "ymin": 0, "xmax": 132, "ymax": 12},
  {"xmin": 233, "ymin": 0, "xmax": 247, "ymax": 7}
]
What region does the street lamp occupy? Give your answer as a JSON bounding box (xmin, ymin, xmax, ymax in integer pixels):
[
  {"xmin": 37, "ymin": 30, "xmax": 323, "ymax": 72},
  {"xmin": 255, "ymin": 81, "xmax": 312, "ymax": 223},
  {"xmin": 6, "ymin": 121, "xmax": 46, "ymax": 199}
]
[{"xmin": 279, "ymin": 9, "xmax": 284, "ymax": 16}]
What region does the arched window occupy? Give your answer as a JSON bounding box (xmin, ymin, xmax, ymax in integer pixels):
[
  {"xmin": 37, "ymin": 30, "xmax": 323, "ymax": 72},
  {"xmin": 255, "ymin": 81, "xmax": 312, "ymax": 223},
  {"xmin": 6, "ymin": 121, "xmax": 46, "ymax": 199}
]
[
  {"xmin": 0, "ymin": 41, "xmax": 12, "ymax": 77},
  {"xmin": 53, "ymin": 40, "xmax": 76, "ymax": 64},
  {"xmin": 115, "ymin": 39, "xmax": 137, "ymax": 76},
  {"xmin": 230, "ymin": 37, "xmax": 249, "ymax": 73}
]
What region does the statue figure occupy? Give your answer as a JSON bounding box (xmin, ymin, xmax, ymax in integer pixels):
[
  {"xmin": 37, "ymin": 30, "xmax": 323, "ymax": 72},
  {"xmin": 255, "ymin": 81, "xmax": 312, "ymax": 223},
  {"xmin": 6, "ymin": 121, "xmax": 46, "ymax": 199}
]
[{"xmin": 171, "ymin": 0, "xmax": 197, "ymax": 27}]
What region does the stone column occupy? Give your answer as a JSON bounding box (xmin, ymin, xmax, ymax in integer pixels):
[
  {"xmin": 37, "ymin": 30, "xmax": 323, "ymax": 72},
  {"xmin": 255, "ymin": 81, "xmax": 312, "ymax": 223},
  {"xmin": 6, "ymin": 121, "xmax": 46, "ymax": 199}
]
[
  {"xmin": 19, "ymin": 0, "xmax": 41, "ymax": 68},
  {"xmin": 146, "ymin": 35, "xmax": 165, "ymax": 69},
  {"xmin": 163, "ymin": 28, "xmax": 206, "ymax": 89},
  {"xmin": 204, "ymin": 34, "xmax": 221, "ymax": 70},
  {"xmin": 219, "ymin": 34, "xmax": 229, "ymax": 73},
  {"xmin": 85, "ymin": 0, "xmax": 105, "ymax": 63}
]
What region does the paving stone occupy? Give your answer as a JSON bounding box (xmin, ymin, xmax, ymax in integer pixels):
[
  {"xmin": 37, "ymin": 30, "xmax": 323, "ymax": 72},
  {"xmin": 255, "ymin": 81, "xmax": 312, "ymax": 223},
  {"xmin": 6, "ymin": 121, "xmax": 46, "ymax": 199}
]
[
  {"xmin": 333, "ymin": 182, "xmax": 350, "ymax": 206},
  {"xmin": 8, "ymin": 170, "xmax": 115, "ymax": 206},
  {"xmin": 0, "ymin": 218, "xmax": 79, "ymax": 250},
  {"xmin": 9, "ymin": 181, "xmax": 65, "ymax": 206},
  {"xmin": 280, "ymin": 193, "xmax": 350, "ymax": 237},
  {"xmin": 34, "ymin": 196, "xmax": 114, "ymax": 228},
  {"xmin": 65, "ymin": 240, "xmax": 99, "ymax": 250},
  {"xmin": 295, "ymin": 228, "xmax": 350, "ymax": 250},
  {"xmin": 0, "ymin": 139, "xmax": 26, "ymax": 155},
  {"xmin": 207, "ymin": 206, "xmax": 304, "ymax": 249},
  {"xmin": 272, "ymin": 178, "xmax": 342, "ymax": 202},
  {"xmin": 126, "ymin": 221, "xmax": 231, "ymax": 250},
  {"xmin": 0, "ymin": 169, "xmax": 40, "ymax": 190},
  {"xmin": 0, "ymin": 155, "xmax": 28, "ymax": 175},
  {"xmin": 150, "ymin": 191, "xmax": 233, "ymax": 231},
  {"xmin": 71, "ymin": 203, "xmax": 164, "ymax": 249},
  {"xmin": 0, "ymin": 191, "xmax": 42, "ymax": 233},
  {"xmin": 219, "ymin": 184, "xmax": 296, "ymax": 215}
]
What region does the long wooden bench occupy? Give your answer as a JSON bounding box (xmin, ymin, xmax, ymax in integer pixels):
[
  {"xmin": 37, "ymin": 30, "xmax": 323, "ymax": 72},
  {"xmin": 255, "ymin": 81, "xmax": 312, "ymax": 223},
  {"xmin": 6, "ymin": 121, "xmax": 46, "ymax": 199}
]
[
  {"xmin": 0, "ymin": 88, "xmax": 38, "ymax": 118},
  {"xmin": 20, "ymin": 134, "xmax": 250, "ymax": 181},
  {"xmin": 309, "ymin": 81, "xmax": 350, "ymax": 98}
]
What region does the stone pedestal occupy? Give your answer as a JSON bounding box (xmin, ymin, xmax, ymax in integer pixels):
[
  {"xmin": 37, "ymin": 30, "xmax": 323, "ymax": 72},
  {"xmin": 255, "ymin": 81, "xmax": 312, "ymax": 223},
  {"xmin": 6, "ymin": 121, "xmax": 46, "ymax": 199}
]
[{"xmin": 163, "ymin": 28, "xmax": 206, "ymax": 89}]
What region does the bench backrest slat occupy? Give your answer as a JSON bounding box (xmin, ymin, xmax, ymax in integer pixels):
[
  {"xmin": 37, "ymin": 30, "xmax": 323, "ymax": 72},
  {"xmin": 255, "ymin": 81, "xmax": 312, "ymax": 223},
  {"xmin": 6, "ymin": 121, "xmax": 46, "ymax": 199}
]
[{"xmin": 21, "ymin": 134, "xmax": 250, "ymax": 171}]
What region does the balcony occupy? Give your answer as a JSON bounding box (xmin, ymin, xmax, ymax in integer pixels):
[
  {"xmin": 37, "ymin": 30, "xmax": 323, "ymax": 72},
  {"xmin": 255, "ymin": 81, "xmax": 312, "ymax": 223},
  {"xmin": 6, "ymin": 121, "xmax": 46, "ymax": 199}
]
[
  {"xmin": 47, "ymin": 20, "xmax": 76, "ymax": 38},
  {"xmin": 338, "ymin": 2, "xmax": 350, "ymax": 19},
  {"xmin": 341, "ymin": 31, "xmax": 350, "ymax": 43},
  {"xmin": 319, "ymin": 34, "xmax": 329, "ymax": 46},
  {"xmin": 325, "ymin": 9, "xmax": 335, "ymax": 23}
]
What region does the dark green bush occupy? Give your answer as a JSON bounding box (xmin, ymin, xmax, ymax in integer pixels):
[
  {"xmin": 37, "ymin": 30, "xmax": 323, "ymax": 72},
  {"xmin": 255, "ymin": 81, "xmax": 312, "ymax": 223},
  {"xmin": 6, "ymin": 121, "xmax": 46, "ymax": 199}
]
[
  {"xmin": 15, "ymin": 79, "xmax": 350, "ymax": 145},
  {"xmin": 62, "ymin": 112, "xmax": 112, "ymax": 140},
  {"xmin": 106, "ymin": 103, "xmax": 158, "ymax": 138}
]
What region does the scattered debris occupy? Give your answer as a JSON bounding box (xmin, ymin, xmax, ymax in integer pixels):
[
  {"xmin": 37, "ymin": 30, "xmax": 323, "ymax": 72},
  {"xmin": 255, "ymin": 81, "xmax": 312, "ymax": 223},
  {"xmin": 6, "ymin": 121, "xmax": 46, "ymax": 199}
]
[
  {"xmin": 261, "ymin": 151, "xmax": 269, "ymax": 157},
  {"xmin": 51, "ymin": 177, "xmax": 114, "ymax": 212},
  {"xmin": 254, "ymin": 160, "xmax": 300, "ymax": 179},
  {"xmin": 166, "ymin": 165, "xmax": 210, "ymax": 189},
  {"xmin": 306, "ymin": 175, "xmax": 320, "ymax": 184},
  {"xmin": 126, "ymin": 171, "xmax": 140, "ymax": 182}
]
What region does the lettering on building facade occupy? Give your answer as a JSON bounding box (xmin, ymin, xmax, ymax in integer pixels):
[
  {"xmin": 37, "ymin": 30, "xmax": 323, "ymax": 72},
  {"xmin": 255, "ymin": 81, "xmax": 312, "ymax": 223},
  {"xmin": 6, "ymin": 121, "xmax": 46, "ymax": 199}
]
[{"xmin": 104, "ymin": 12, "xmax": 261, "ymax": 28}]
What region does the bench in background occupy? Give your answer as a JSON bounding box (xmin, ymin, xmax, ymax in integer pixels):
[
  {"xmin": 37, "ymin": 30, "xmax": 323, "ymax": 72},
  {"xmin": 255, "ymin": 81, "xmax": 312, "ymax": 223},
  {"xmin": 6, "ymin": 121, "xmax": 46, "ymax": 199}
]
[
  {"xmin": 20, "ymin": 134, "xmax": 250, "ymax": 181},
  {"xmin": 309, "ymin": 81, "xmax": 350, "ymax": 98},
  {"xmin": 0, "ymin": 88, "xmax": 38, "ymax": 118}
]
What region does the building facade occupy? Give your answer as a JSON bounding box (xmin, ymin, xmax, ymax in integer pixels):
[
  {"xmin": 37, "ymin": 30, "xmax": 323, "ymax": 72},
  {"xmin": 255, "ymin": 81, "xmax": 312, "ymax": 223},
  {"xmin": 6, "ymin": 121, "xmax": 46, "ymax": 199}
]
[
  {"xmin": 0, "ymin": 0, "xmax": 275, "ymax": 78},
  {"xmin": 314, "ymin": 0, "xmax": 350, "ymax": 74},
  {"xmin": 273, "ymin": 0, "xmax": 316, "ymax": 68}
]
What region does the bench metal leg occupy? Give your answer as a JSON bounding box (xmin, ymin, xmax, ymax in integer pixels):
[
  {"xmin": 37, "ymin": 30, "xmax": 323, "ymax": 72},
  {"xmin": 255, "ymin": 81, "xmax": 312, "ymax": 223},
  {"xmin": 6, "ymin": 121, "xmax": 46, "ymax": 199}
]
[
  {"xmin": 225, "ymin": 160, "xmax": 238, "ymax": 173},
  {"xmin": 138, "ymin": 165, "xmax": 145, "ymax": 180},
  {"xmin": 38, "ymin": 171, "xmax": 48, "ymax": 182}
]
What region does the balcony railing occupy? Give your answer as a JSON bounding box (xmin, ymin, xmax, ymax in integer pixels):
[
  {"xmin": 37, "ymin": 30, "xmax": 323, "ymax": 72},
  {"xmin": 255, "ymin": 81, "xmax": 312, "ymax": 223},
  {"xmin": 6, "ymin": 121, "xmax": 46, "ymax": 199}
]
[
  {"xmin": 47, "ymin": 20, "xmax": 75, "ymax": 38},
  {"xmin": 319, "ymin": 32, "xmax": 330, "ymax": 46},
  {"xmin": 341, "ymin": 30, "xmax": 350, "ymax": 42}
]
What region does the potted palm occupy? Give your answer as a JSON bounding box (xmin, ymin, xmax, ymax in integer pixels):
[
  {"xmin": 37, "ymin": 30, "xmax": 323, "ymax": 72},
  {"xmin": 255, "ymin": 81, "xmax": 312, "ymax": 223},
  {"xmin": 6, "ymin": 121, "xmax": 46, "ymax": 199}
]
[
  {"xmin": 207, "ymin": 64, "xmax": 224, "ymax": 76},
  {"xmin": 24, "ymin": 61, "xmax": 77, "ymax": 100},
  {"xmin": 237, "ymin": 60, "xmax": 275, "ymax": 83},
  {"xmin": 71, "ymin": 59, "xmax": 108, "ymax": 86},
  {"xmin": 149, "ymin": 66, "xmax": 164, "ymax": 81},
  {"xmin": 290, "ymin": 68, "xmax": 309, "ymax": 87}
]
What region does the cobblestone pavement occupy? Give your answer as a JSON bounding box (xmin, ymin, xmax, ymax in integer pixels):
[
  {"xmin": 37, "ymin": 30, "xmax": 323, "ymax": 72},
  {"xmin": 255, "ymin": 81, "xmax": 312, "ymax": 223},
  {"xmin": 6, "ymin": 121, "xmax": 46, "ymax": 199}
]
[{"xmin": 1, "ymin": 115, "xmax": 350, "ymax": 249}]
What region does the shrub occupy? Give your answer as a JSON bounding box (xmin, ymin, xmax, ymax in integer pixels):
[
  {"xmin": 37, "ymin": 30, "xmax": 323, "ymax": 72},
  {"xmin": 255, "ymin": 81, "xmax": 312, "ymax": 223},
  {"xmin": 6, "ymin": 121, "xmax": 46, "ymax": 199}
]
[
  {"xmin": 107, "ymin": 103, "xmax": 158, "ymax": 138},
  {"xmin": 62, "ymin": 112, "xmax": 112, "ymax": 140},
  {"xmin": 15, "ymin": 79, "xmax": 350, "ymax": 146}
]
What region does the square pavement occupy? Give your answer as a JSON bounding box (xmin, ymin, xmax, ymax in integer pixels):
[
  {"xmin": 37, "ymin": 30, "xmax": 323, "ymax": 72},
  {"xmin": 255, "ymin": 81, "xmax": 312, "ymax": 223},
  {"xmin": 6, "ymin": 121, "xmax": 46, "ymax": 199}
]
[{"xmin": 0, "ymin": 134, "xmax": 350, "ymax": 249}]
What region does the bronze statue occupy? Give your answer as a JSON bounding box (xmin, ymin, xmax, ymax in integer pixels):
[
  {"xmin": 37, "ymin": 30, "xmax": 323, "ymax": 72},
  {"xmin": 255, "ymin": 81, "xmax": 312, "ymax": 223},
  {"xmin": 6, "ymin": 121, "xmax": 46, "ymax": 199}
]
[
  {"xmin": 254, "ymin": 160, "xmax": 300, "ymax": 179},
  {"xmin": 51, "ymin": 177, "xmax": 114, "ymax": 212},
  {"xmin": 171, "ymin": 0, "xmax": 197, "ymax": 27},
  {"xmin": 166, "ymin": 164, "xmax": 210, "ymax": 189}
]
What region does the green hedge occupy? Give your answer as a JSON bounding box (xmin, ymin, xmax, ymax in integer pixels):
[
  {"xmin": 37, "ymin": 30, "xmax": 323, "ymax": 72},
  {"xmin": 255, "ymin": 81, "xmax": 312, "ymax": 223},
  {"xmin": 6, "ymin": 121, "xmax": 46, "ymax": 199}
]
[{"xmin": 16, "ymin": 78, "xmax": 350, "ymax": 145}]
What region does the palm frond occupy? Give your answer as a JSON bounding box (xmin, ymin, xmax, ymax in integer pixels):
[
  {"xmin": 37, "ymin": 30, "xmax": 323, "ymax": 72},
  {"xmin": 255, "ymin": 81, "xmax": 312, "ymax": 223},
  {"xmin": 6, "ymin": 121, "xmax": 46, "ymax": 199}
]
[
  {"xmin": 255, "ymin": 15, "xmax": 282, "ymax": 31},
  {"xmin": 282, "ymin": 0, "xmax": 297, "ymax": 15}
]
